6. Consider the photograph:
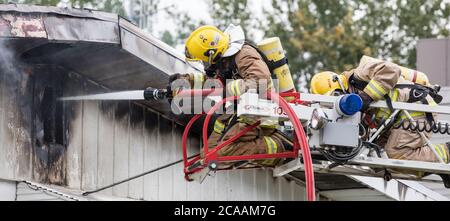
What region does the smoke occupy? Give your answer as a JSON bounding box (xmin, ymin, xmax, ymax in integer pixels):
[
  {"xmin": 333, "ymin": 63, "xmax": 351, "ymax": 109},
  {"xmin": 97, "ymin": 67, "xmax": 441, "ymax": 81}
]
[
  {"xmin": 0, "ymin": 39, "xmax": 29, "ymax": 94},
  {"xmin": 0, "ymin": 40, "xmax": 15, "ymax": 72},
  {"xmin": 0, "ymin": 38, "xmax": 34, "ymax": 147}
]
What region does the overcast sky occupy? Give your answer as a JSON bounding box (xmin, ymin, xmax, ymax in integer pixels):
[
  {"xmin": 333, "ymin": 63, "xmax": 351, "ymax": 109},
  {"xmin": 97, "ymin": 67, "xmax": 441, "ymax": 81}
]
[{"xmin": 130, "ymin": 0, "xmax": 272, "ymax": 42}]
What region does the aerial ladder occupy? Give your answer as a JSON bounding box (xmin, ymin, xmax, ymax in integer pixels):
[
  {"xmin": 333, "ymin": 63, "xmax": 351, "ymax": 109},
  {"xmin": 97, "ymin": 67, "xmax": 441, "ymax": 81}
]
[
  {"xmin": 143, "ymin": 86, "xmax": 450, "ymax": 200},
  {"xmin": 264, "ymin": 92, "xmax": 450, "ymax": 181},
  {"xmin": 66, "ymin": 86, "xmax": 450, "ymax": 201}
]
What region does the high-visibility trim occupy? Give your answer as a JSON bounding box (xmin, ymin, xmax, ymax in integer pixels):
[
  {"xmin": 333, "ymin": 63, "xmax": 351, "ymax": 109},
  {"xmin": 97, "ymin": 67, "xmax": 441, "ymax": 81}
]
[
  {"xmin": 270, "ymin": 137, "xmax": 278, "ymax": 154},
  {"xmin": 434, "ymin": 144, "xmax": 445, "ymax": 162},
  {"xmin": 375, "ymin": 89, "xmax": 399, "ymax": 120},
  {"xmin": 260, "ymin": 124, "xmax": 278, "ymax": 129},
  {"xmin": 441, "ymin": 145, "xmax": 448, "ymax": 163},
  {"xmin": 262, "ymin": 136, "xmax": 278, "ymax": 165},
  {"xmin": 365, "ymin": 86, "xmax": 383, "ymax": 100},
  {"xmin": 444, "ymin": 146, "xmax": 449, "ymax": 164},
  {"xmin": 389, "ymin": 89, "xmax": 399, "ymax": 102},
  {"xmin": 370, "ymin": 80, "xmax": 388, "ymax": 95},
  {"xmin": 398, "ymin": 111, "xmax": 425, "ymax": 120},
  {"xmin": 436, "ymin": 144, "xmax": 448, "ymax": 163},
  {"xmin": 375, "ymin": 109, "xmax": 391, "ymax": 120},
  {"xmin": 192, "ymin": 72, "xmax": 204, "ymax": 89},
  {"xmin": 268, "ymin": 79, "xmax": 274, "ymax": 90},
  {"xmin": 426, "ymin": 96, "xmax": 438, "ymax": 106},
  {"xmin": 364, "ymin": 80, "xmax": 387, "ymax": 100},
  {"xmin": 232, "ymin": 80, "xmax": 242, "ymax": 96},
  {"xmin": 227, "ymin": 79, "xmax": 244, "ymax": 96},
  {"xmin": 213, "ymin": 120, "xmax": 226, "ymax": 134},
  {"xmin": 238, "ymin": 116, "xmax": 278, "ymax": 129},
  {"xmin": 228, "ymin": 81, "xmax": 237, "ymax": 96},
  {"xmin": 263, "ymin": 136, "xmax": 277, "ymax": 154},
  {"xmin": 263, "ymin": 137, "xmax": 272, "ymax": 154}
]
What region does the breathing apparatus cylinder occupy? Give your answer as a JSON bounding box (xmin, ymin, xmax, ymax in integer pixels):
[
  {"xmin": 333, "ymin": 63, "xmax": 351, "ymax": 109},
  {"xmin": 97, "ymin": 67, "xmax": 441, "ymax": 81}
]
[
  {"xmin": 360, "ymin": 56, "xmax": 430, "ymax": 86},
  {"xmin": 257, "ymin": 37, "xmax": 297, "ymax": 101}
]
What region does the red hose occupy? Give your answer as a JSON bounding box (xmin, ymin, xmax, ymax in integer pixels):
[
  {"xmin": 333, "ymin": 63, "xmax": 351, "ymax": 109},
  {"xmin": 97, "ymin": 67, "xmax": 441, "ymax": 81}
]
[
  {"xmin": 177, "ymin": 89, "xmax": 222, "ymax": 97},
  {"xmin": 181, "ymin": 90, "xmax": 315, "ymax": 201},
  {"xmin": 202, "ymin": 96, "xmax": 238, "ymax": 155},
  {"xmin": 182, "ymin": 114, "xmax": 203, "ymax": 168},
  {"xmin": 204, "ymin": 121, "xmax": 261, "ymax": 161},
  {"xmin": 269, "ymin": 92, "xmax": 315, "ymax": 201}
]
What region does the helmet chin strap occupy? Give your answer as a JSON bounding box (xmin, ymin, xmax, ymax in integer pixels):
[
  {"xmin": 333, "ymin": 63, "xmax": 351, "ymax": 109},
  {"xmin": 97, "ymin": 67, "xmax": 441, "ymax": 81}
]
[
  {"xmin": 208, "ymin": 50, "xmax": 215, "ymax": 63},
  {"xmin": 333, "ymin": 74, "xmax": 348, "ymax": 94},
  {"xmin": 204, "ymin": 50, "xmax": 215, "ymax": 70}
]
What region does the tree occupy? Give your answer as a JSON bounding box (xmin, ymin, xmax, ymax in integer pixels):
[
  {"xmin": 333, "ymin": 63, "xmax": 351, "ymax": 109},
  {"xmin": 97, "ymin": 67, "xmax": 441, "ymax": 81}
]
[
  {"xmin": 264, "ymin": 0, "xmax": 450, "ymax": 90},
  {"xmin": 163, "ymin": 10, "xmax": 206, "ymax": 47},
  {"xmin": 355, "ymin": 0, "xmax": 450, "ymax": 66},
  {"xmin": 264, "ymin": 0, "xmax": 370, "ymax": 90},
  {"xmin": 391, "ymin": 0, "xmax": 450, "ymax": 66},
  {"xmin": 161, "ymin": 30, "xmax": 175, "ymax": 47},
  {"xmin": 98, "ymin": 0, "xmax": 125, "ymax": 16},
  {"xmin": 209, "ymin": 0, "xmax": 253, "ymax": 38}
]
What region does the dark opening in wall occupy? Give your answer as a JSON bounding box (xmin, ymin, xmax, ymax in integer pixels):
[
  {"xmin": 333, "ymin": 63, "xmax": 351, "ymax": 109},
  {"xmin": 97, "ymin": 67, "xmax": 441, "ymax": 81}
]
[
  {"xmin": 31, "ymin": 66, "xmax": 68, "ymax": 185},
  {"xmin": 39, "ymin": 86, "xmax": 64, "ymax": 146}
]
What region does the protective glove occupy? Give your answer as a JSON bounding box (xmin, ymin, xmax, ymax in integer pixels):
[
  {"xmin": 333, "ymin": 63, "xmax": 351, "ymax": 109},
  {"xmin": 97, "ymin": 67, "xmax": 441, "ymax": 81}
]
[{"xmin": 358, "ymin": 91, "xmax": 373, "ymax": 113}]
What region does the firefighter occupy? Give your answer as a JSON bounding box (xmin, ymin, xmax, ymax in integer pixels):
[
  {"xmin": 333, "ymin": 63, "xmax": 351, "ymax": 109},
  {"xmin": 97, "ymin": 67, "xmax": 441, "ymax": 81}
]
[
  {"xmin": 168, "ymin": 24, "xmax": 290, "ymax": 167},
  {"xmin": 310, "ymin": 59, "xmax": 450, "ymax": 186}
]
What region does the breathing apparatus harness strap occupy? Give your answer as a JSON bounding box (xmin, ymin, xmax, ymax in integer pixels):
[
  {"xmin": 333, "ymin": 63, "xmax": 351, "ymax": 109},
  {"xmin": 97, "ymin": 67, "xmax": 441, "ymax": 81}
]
[
  {"xmin": 216, "ymin": 114, "xmax": 239, "ymax": 143},
  {"xmin": 395, "ymin": 84, "xmax": 443, "ymax": 104},
  {"xmin": 209, "ymin": 41, "xmax": 289, "ymax": 85},
  {"xmin": 395, "ymin": 84, "xmax": 442, "ymax": 123}
]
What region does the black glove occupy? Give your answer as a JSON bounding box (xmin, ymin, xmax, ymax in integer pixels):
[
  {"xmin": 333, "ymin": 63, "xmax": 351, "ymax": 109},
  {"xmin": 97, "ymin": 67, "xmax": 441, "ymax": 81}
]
[{"xmin": 358, "ymin": 91, "xmax": 373, "ymax": 113}]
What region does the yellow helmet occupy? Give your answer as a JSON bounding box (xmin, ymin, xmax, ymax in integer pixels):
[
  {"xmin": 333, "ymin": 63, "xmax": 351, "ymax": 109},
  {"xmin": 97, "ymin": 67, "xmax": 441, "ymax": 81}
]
[
  {"xmin": 185, "ymin": 25, "xmax": 230, "ymax": 66},
  {"xmin": 310, "ymin": 71, "xmax": 348, "ymax": 95}
]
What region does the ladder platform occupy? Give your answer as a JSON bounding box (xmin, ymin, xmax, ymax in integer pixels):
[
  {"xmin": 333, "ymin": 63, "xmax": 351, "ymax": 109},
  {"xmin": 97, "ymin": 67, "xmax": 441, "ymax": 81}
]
[
  {"xmin": 274, "ymin": 157, "xmax": 450, "ymax": 184},
  {"xmin": 300, "ymin": 93, "xmax": 450, "ymax": 115}
]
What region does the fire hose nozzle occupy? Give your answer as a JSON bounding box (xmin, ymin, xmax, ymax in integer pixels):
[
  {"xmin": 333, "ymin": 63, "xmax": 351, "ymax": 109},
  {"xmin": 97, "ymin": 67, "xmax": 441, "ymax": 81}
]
[{"xmin": 144, "ymin": 87, "xmax": 169, "ymax": 101}]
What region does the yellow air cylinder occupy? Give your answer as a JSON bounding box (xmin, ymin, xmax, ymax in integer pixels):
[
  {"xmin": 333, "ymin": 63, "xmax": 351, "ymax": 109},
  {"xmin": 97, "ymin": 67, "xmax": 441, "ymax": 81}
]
[
  {"xmin": 257, "ymin": 37, "xmax": 297, "ymax": 101},
  {"xmin": 360, "ymin": 55, "xmax": 430, "ymax": 86}
]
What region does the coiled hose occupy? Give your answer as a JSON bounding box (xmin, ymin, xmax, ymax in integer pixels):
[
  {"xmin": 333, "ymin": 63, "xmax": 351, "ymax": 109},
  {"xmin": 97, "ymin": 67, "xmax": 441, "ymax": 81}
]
[{"xmin": 392, "ymin": 119, "xmax": 450, "ymax": 135}]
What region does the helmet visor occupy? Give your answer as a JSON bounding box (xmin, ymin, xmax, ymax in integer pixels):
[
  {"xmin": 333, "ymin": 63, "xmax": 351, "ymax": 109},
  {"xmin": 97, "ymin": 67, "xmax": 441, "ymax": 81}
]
[{"xmin": 185, "ymin": 50, "xmax": 215, "ymax": 70}]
